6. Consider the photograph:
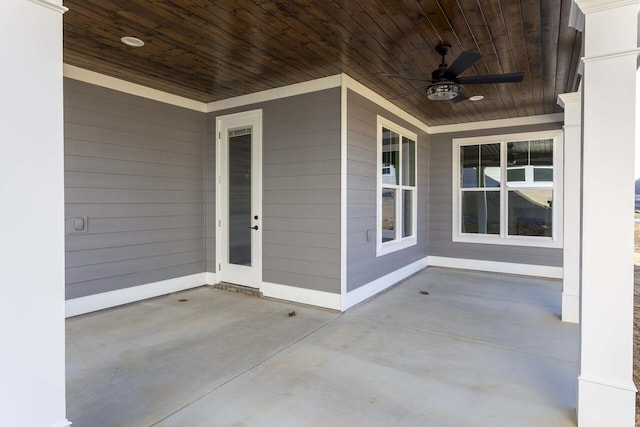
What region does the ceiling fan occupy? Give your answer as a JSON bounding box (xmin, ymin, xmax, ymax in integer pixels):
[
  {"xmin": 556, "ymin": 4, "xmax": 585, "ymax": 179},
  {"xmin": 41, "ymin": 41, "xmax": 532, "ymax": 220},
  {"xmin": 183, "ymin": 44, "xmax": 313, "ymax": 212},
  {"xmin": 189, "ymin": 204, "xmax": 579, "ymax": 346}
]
[{"xmin": 381, "ymin": 43, "xmax": 524, "ymax": 103}]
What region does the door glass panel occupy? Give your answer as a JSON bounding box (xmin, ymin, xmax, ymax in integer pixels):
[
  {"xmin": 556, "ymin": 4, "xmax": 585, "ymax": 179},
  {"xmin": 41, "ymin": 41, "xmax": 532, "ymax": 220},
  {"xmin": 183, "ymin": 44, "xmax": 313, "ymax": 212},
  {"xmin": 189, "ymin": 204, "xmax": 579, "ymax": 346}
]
[{"xmin": 228, "ymin": 127, "xmax": 252, "ymax": 266}]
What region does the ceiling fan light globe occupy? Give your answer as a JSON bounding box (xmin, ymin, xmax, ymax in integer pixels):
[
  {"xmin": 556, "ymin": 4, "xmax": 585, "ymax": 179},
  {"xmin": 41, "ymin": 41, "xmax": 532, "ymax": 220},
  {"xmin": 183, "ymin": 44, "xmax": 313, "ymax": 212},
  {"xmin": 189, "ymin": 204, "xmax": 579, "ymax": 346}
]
[{"xmin": 427, "ymin": 83, "xmax": 459, "ymax": 100}]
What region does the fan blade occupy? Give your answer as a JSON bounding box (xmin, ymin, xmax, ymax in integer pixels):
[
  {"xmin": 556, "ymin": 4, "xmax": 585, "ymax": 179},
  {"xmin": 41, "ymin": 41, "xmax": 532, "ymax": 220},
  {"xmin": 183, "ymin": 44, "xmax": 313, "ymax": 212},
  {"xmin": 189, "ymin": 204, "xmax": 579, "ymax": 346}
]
[
  {"xmin": 448, "ymin": 51, "xmax": 482, "ymax": 77},
  {"xmin": 386, "ymin": 85, "xmax": 430, "ymax": 100},
  {"xmin": 457, "ymin": 72, "xmax": 525, "ymax": 85},
  {"xmin": 452, "ymin": 89, "xmax": 468, "ymax": 104},
  {"xmin": 378, "ymin": 72, "xmax": 435, "ymax": 83}
]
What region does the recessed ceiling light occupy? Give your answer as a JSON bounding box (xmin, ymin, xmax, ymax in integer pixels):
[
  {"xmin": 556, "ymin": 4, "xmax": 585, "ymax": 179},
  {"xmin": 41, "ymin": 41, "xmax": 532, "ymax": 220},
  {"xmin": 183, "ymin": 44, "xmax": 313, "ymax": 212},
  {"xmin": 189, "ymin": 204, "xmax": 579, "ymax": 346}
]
[
  {"xmin": 121, "ymin": 36, "xmax": 144, "ymax": 47},
  {"xmin": 469, "ymin": 95, "xmax": 485, "ymax": 102}
]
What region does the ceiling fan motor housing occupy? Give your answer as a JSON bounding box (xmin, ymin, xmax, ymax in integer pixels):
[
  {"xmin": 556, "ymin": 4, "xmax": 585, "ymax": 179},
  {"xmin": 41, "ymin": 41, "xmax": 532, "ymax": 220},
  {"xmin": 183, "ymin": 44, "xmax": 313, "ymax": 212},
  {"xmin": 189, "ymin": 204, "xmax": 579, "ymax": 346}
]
[{"xmin": 432, "ymin": 67, "xmax": 455, "ymax": 81}]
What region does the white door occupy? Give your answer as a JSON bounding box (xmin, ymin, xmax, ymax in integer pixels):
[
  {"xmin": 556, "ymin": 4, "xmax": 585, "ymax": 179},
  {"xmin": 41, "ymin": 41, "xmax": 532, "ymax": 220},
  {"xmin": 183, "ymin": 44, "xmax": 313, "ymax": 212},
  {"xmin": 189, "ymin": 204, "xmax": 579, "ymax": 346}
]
[{"xmin": 216, "ymin": 110, "xmax": 262, "ymax": 288}]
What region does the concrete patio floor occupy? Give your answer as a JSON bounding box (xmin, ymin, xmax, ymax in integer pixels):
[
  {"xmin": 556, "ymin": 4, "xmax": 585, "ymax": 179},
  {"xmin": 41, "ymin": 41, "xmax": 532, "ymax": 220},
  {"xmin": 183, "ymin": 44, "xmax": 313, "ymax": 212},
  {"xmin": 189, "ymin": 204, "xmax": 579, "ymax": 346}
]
[{"xmin": 66, "ymin": 267, "xmax": 579, "ymax": 427}]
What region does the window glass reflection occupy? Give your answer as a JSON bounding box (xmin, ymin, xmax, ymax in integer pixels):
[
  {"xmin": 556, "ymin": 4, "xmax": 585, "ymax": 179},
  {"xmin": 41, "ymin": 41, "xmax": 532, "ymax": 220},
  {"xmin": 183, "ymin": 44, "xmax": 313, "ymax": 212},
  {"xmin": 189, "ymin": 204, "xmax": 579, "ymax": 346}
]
[
  {"xmin": 508, "ymin": 190, "xmax": 553, "ymax": 237},
  {"xmin": 461, "ymin": 145, "xmax": 479, "ymax": 188},
  {"xmin": 382, "ymin": 128, "xmax": 400, "ymax": 185},
  {"xmin": 403, "ymin": 190, "xmax": 413, "ymax": 238},
  {"xmin": 480, "ymin": 144, "xmax": 500, "ymax": 187},
  {"xmin": 402, "ymin": 137, "xmax": 416, "ymax": 187},
  {"xmin": 461, "ymin": 144, "xmax": 501, "ymax": 188},
  {"xmin": 381, "ymin": 188, "xmax": 396, "ymax": 242},
  {"xmin": 461, "ymin": 191, "xmax": 500, "ymax": 234},
  {"xmin": 507, "ymin": 139, "xmax": 553, "ymax": 188}
]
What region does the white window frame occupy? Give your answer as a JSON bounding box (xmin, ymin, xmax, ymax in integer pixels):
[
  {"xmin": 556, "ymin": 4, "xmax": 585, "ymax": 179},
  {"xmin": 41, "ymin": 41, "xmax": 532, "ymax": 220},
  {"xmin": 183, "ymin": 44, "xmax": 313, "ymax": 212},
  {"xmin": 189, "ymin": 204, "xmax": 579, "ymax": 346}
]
[
  {"xmin": 377, "ymin": 116, "xmax": 418, "ymax": 256},
  {"xmin": 452, "ymin": 130, "xmax": 564, "ymax": 248}
]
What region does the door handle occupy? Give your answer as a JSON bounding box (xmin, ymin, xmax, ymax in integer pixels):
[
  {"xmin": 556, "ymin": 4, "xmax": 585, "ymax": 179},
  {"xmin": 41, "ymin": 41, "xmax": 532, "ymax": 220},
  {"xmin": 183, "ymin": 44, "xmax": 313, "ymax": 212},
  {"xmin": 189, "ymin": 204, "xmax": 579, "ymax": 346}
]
[{"xmin": 248, "ymin": 225, "xmax": 259, "ymax": 230}]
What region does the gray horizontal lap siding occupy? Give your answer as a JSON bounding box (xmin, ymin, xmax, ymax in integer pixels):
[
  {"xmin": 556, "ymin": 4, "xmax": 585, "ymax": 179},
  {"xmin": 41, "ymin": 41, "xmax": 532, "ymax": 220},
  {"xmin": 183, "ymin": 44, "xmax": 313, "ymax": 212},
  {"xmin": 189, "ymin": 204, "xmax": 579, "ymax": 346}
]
[
  {"xmin": 346, "ymin": 90, "xmax": 429, "ymax": 292},
  {"xmin": 205, "ymin": 130, "xmax": 216, "ymax": 273},
  {"xmin": 428, "ymin": 123, "xmax": 563, "ymax": 267},
  {"xmin": 64, "ymin": 79, "xmax": 206, "ymax": 299},
  {"xmin": 206, "ymin": 87, "xmax": 342, "ymax": 294}
]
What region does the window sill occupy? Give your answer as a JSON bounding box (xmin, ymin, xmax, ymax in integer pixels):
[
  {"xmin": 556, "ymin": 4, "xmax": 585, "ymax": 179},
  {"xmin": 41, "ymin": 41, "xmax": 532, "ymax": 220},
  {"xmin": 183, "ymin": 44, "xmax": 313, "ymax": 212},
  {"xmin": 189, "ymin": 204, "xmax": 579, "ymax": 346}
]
[
  {"xmin": 452, "ymin": 233, "xmax": 563, "ymax": 249},
  {"xmin": 377, "ymin": 236, "xmax": 417, "ymax": 257}
]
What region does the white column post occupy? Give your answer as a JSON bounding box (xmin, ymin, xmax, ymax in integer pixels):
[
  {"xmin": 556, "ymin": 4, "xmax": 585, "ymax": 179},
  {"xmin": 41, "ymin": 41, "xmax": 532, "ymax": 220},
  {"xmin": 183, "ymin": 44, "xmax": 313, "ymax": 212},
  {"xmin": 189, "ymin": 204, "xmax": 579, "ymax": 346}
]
[
  {"xmin": 0, "ymin": 1, "xmax": 69, "ymax": 427},
  {"xmin": 558, "ymin": 92, "xmax": 581, "ymax": 324},
  {"xmin": 574, "ymin": 0, "xmax": 639, "ymax": 425}
]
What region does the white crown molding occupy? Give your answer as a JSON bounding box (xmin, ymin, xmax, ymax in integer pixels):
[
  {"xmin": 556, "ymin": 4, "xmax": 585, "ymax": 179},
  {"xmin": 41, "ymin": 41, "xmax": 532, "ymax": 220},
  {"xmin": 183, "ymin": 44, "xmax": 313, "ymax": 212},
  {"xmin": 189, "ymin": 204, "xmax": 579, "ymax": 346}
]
[
  {"xmin": 28, "ymin": 0, "xmax": 68, "ymax": 13},
  {"xmin": 428, "ymin": 113, "xmax": 564, "ymax": 134},
  {"xmin": 573, "ymin": 0, "xmax": 640, "ymax": 14},
  {"xmin": 205, "ymin": 75, "xmax": 342, "ymax": 112},
  {"xmin": 63, "ymin": 64, "xmax": 208, "ymax": 112},
  {"xmin": 47, "ymin": 420, "xmax": 72, "ymax": 427},
  {"xmin": 342, "ymin": 74, "xmax": 431, "ymax": 134},
  {"xmin": 63, "ymin": 66, "xmax": 566, "ymax": 136}
]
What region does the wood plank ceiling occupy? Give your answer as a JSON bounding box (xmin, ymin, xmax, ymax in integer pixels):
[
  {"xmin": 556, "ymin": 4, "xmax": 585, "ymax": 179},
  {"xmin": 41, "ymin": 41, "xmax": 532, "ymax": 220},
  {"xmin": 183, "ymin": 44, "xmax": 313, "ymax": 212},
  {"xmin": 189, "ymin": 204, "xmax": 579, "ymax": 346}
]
[{"xmin": 62, "ymin": 0, "xmax": 582, "ymax": 126}]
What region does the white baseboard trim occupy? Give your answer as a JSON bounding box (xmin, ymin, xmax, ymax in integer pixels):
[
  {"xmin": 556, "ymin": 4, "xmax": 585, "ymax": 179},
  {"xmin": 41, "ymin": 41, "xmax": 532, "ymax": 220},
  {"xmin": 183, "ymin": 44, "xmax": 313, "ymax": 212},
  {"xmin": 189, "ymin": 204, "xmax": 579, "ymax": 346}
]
[
  {"xmin": 426, "ymin": 256, "xmax": 563, "ymax": 279},
  {"xmin": 262, "ymin": 282, "xmax": 341, "ymax": 311},
  {"xmin": 204, "ymin": 271, "xmax": 217, "ymax": 285},
  {"xmin": 344, "ymin": 257, "xmax": 429, "ymax": 310},
  {"xmin": 561, "ymin": 292, "xmax": 579, "ymax": 323},
  {"xmin": 47, "ymin": 419, "xmax": 71, "ymax": 427},
  {"xmin": 65, "ymin": 273, "xmax": 207, "ymax": 318}
]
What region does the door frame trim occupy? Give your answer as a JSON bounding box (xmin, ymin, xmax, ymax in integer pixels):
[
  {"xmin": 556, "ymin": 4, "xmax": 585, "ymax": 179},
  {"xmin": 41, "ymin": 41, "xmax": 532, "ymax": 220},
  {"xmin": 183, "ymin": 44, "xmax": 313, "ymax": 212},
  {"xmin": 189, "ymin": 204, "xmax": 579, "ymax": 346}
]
[{"xmin": 215, "ymin": 109, "xmax": 263, "ymax": 289}]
